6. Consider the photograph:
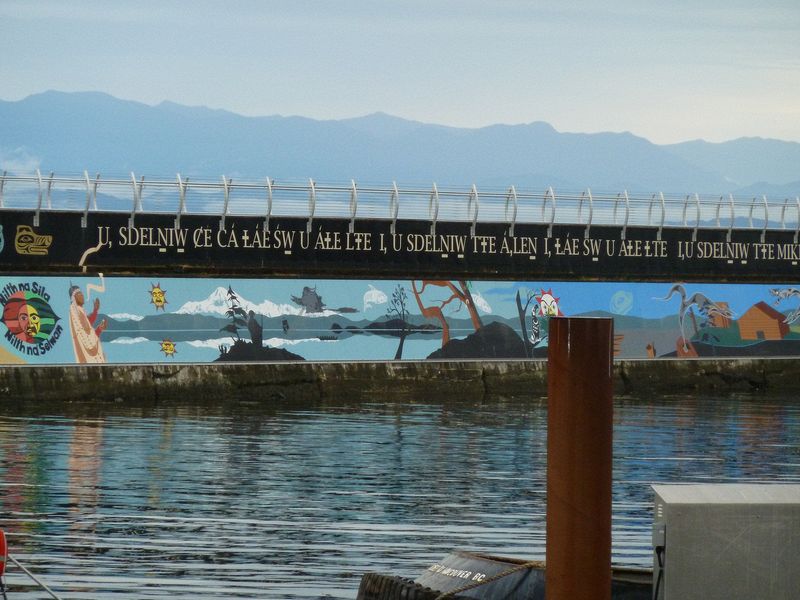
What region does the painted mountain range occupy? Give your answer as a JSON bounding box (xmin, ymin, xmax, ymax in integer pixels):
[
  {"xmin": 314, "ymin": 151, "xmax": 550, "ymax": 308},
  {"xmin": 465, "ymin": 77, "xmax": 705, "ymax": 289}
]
[{"xmin": 174, "ymin": 286, "xmax": 332, "ymax": 318}]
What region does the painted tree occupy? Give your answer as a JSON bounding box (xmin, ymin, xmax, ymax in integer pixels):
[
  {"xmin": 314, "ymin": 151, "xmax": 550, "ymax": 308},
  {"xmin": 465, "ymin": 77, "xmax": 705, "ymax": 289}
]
[
  {"xmin": 411, "ymin": 280, "xmax": 483, "ymax": 347},
  {"xmin": 386, "ymin": 284, "xmax": 410, "ymax": 359},
  {"xmin": 220, "ymin": 286, "xmax": 248, "ymax": 340}
]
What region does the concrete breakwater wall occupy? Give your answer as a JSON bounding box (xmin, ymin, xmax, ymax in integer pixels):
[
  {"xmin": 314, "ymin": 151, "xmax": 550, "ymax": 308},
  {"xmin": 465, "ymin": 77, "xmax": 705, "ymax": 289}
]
[{"xmin": 1, "ymin": 359, "xmax": 795, "ymax": 405}]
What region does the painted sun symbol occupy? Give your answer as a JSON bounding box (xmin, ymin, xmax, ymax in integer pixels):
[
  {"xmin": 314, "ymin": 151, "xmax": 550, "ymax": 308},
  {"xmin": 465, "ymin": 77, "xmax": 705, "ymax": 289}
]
[
  {"xmin": 159, "ymin": 338, "xmax": 177, "ymax": 357},
  {"xmin": 149, "ymin": 283, "xmax": 168, "ymax": 311},
  {"xmin": 535, "ymin": 288, "xmax": 561, "ymax": 316}
]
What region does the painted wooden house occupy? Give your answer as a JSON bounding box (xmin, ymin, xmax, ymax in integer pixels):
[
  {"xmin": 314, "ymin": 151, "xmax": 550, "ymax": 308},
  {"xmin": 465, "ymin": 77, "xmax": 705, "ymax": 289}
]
[{"xmin": 738, "ymin": 301, "xmax": 789, "ymax": 341}]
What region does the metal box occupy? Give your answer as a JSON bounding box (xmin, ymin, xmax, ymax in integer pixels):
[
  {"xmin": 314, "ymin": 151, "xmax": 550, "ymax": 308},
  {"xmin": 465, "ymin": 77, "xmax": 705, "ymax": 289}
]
[{"xmin": 651, "ymin": 484, "xmax": 800, "ymax": 600}]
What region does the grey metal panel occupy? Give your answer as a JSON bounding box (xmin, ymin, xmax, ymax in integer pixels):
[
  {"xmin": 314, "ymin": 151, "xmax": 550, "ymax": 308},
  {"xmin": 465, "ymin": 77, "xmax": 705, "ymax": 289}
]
[
  {"xmin": 652, "ymin": 484, "xmax": 800, "ymax": 504},
  {"xmin": 652, "ymin": 484, "xmax": 800, "ymax": 600}
]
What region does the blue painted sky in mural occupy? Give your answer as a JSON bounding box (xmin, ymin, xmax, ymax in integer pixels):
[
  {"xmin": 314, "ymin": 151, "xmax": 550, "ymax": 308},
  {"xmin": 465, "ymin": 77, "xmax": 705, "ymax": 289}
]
[
  {"xmin": 88, "ymin": 278, "xmax": 741, "ymax": 321},
  {"xmin": 480, "ymin": 280, "xmax": 773, "ymax": 320},
  {"xmin": 10, "ymin": 275, "xmax": 789, "ymax": 323}
]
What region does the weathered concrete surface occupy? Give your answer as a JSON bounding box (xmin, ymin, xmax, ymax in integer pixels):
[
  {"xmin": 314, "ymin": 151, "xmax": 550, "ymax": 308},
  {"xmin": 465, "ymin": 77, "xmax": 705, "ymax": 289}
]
[{"xmin": 1, "ymin": 358, "xmax": 797, "ymax": 405}]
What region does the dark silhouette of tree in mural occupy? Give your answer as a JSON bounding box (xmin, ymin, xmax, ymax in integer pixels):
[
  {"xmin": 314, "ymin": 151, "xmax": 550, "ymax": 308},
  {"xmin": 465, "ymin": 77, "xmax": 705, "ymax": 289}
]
[
  {"xmin": 386, "ymin": 284, "xmax": 410, "ymax": 359},
  {"xmin": 213, "ymin": 286, "xmax": 304, "ymax": 363},
  {"xmin": 411, "ymin": 280, "xmax": 483, "ymax": 347},
  {"xmin": 220, "ymin": 286, "xmax": 248, "ymax": 340}
]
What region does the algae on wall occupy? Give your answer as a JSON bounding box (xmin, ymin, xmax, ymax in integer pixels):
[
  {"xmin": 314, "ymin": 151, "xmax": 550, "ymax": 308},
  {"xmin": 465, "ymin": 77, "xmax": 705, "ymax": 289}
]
[{"xmin": 0, "ymin": 358, "xmax": 792, "ymax": 405}]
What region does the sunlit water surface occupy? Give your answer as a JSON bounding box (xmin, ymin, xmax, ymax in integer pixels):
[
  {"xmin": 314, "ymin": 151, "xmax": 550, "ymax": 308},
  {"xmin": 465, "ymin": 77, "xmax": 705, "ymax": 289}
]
[{"xmin": 1, "ymin": 393, "xmax": 798, "ymax": 598}]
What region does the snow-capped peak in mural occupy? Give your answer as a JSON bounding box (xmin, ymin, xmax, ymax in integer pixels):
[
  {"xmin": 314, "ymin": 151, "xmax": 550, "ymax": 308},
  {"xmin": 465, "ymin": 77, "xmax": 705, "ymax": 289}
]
[
  {"xmin": 175, "ymin": 286, "xmax": 334, "ymax": 318},
  {"xmin": 107, "ymin": 313, "xmax": 144, "ymax": 322}
]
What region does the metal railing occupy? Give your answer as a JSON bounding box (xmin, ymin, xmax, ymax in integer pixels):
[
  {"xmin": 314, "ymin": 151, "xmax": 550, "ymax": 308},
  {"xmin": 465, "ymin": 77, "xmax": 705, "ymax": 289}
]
[{"xmin": 1, "ymin": 170, "xmax": 799, "ymax": 241}]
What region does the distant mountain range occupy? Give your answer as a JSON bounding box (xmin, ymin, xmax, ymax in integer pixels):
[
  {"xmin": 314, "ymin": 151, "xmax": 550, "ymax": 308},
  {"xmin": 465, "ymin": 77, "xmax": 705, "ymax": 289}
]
[{"xmin": 1, "ymin": 90, "xmax": 798, "ymax": 196}]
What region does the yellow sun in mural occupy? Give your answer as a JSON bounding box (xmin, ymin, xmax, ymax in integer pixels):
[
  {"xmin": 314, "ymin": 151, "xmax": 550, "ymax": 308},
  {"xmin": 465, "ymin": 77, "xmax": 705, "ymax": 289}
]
[
  {"xmin": 149, "ymin": 283, "xmax": 168, "ymax": 311},
  {"xmin": 159, "ymin": 338, "xmax": 177, "ymax": 357}
]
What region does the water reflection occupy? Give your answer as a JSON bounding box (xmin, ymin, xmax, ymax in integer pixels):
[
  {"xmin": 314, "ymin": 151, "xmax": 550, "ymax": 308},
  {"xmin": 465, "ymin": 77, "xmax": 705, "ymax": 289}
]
[{"xmin": 0, "ymin": 394, "xmax": 798, "ymax": 598}]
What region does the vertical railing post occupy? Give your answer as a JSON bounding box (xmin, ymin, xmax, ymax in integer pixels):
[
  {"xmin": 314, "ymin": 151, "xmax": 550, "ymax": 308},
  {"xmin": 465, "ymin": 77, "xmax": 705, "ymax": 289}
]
[
  {"xmin": 82, "ymin": 170, "xmax": 92, "ymax": 228},
  {"xmin": 429, "ymin": 182, "xmax": 439, "ymax": 236},
  {"xmin": 220, "ymin": 175, "xmax": 231, "ymax": 231},
  {"xmin": 389, "ymin": 181, "xmax": 400, "ymax": 235},
  {"xmin": 46, "ymin": 171, "xmax": 54, "ymax": 209},
  {"xmin": 34, "ymin": 168, "xmax": 44, "ymax": 226},
  {"xmin": 0, "ymin": 170, "xmax": 7, "ymax": 208},
  {"xmin": 546, "ymin": 317, "xmax": 614, "ymax": 600},
  {"xmin": 504, "ymin": 185, "xmax": 518, "ymax": 237},
  {"xmin": 349, "ymin": 179, "xmax": 358, "ymax": 234},
  {"xmin": 307, "ymin": 178, "xmax": 316, "ymax": 234},
  {"xmin": 468, "ymin": 184, "xmax": 479, "ymax": 237},
  {"xmin": 264, "ymin": 177, "xmax": 273, "ymax": 233},
  {"xmin": 175, "ymin": 173, "xmax": 188, "ymax": 229},
  {"xmin": 130, "ymin": 172, "xmax": 143, "ymax": 228}
]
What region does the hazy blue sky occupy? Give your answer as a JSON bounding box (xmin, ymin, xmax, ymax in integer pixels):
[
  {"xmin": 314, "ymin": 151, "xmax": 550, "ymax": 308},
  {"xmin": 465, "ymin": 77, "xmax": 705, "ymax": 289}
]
[{"xmin": 2, "ymin": 0, "xmax": 798, "ymax": 144}]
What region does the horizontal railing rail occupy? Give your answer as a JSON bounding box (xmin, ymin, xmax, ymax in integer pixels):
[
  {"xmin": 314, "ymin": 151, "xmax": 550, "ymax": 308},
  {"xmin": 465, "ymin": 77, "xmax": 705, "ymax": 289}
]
[{"xmin": 1, "ymin": 170, "xmax": 799, "ymax": 239}]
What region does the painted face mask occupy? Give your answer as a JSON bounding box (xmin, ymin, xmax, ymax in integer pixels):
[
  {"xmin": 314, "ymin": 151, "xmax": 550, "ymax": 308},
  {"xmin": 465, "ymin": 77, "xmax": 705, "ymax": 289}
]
[
  {"xmin": 24, "ymin": 305, "xmax": 41, "ymax": 338},
  {"xmin": 17, "ymin": 304, "xmax": 41, "ymax": 341}
]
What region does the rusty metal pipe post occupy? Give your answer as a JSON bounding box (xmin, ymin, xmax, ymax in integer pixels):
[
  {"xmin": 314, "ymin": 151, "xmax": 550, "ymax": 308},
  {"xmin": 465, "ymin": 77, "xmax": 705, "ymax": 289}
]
[{"xmin": 546, "ymin": 317, "xmax": 614, "ymax": 600}]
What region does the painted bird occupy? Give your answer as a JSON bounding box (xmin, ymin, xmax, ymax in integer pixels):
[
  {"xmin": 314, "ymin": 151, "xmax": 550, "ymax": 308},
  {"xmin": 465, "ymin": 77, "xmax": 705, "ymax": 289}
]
[
  {"xmin": 658, "ymin": 284, "xmax": 734, "ymax": 349},
  {"xmin": 770, "ymin": 287, "xmax": 800, "ymax": 304},
  {"xmin": 769, "ymin": 288, "xmax": 800, "ymax": 324}
]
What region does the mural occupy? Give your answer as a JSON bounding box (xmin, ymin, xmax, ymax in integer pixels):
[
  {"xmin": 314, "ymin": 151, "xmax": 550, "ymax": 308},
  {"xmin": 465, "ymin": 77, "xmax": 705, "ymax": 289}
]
[
  {"xmin": 2, "ymin": 274, "xmax": 800, "ymax": 365},
  {"xmin": 0, "ymin": 280, "xmax": 62, "ymax": 359},
  {"xmin": 67, "ymin": 277, "xmax": 108, "ymax": 363}
]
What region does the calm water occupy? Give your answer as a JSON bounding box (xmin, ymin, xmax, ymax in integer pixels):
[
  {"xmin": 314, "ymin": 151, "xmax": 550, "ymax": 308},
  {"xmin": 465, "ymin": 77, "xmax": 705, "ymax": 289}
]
[{"xmin": 1, "ymin": 393, "xmax": 798, "ymax": 599}]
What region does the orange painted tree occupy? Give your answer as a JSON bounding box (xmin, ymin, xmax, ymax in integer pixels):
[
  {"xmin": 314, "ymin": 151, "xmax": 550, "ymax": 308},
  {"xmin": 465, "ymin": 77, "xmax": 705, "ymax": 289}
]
[{"xmin": 411, "ymin": 280, "xmax": 483, "ymax": 347}]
